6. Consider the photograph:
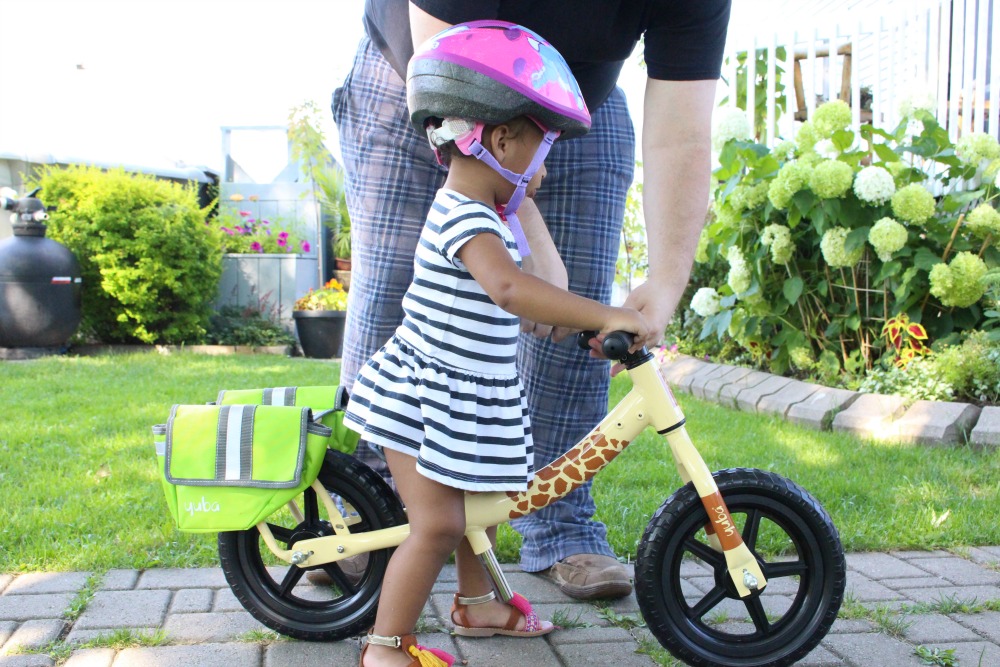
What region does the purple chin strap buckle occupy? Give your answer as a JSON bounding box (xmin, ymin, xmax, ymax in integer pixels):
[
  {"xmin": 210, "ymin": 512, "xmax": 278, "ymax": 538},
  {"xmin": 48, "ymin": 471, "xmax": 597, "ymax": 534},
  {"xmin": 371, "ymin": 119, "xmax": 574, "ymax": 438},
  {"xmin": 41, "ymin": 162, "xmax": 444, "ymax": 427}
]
[{"xmin": 429, "ymin": 118, "xmax": 559, "ymax": 257}]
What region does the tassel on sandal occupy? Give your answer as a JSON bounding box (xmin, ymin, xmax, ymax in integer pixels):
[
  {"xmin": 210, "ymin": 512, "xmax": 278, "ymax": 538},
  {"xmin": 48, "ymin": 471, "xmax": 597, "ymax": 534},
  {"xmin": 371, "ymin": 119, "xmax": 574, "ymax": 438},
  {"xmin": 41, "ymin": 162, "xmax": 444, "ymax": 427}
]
[
  {"xmin": 450, "ymin": 590, "xmax": 554, "ymax": 638},
  {"xmin": 360, "ymin": 632, "xmax": 454, "ymax": 667}
]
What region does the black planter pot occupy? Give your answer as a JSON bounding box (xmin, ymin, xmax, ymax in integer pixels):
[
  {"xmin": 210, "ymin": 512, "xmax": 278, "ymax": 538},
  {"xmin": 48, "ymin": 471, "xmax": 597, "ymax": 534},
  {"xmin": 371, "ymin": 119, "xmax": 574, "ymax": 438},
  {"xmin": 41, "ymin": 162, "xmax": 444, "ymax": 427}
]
[{"xmin": 293, "ymin": 310, "xmax": 347, "ymax": 359}]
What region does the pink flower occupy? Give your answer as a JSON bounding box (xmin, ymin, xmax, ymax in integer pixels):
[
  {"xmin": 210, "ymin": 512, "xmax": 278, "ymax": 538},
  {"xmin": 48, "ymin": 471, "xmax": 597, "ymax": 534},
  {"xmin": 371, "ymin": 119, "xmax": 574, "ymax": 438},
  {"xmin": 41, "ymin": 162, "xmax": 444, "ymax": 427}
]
[
  {"xmin": 261, "ymin": 219, "xmax": 270, "ymax": 225},
  {"xmin": 250, "ymin": 241, "xmax": 262, "ymax": 252},
  {"xmin": 239, "ymin": 210, "xmax": 251, "ymax": 217},
  {"xmin": 235, "ymin": 226, "xmax": 245, "ymax": 234},
  {"xmin": 278, "ymin": 231, "xmax": 289, "ymax": 240},
  {"xmin": 301, "ymin": 240, "xmax": 311, "ymax": 253},
  {"xmin": 277, "ymin": 238, "xmax": 288, "ymax": 247},
  {"xmin": 221, "ymin": 227, "xmax": 234, "ymax": 235},
  {"xmin": 246, "ymin": 218, "xmax": 255, "ymax": 225}
]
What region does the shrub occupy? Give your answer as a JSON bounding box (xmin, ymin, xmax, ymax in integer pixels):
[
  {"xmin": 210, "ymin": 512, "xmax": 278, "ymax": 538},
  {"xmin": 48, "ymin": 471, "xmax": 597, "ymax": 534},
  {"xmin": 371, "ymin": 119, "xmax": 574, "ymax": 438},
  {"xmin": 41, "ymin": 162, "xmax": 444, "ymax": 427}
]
[
  {"xmin": 856, "ymin": 357, "xmax": 955, "ymax": 402},
  {"xmin": 934, "ymin": 331, "xmax": 1000, "ymax": 405},
  {"xmin": 206, "ymin": 306, "xmax": 295, "ymax": 347},
  {"xmin": 36, "ymin": 165, "xmax": 222, "ymax": 344},
  {"xmin": 694, "ymin": 101, "xmax": 1000, "ymax": 377}
]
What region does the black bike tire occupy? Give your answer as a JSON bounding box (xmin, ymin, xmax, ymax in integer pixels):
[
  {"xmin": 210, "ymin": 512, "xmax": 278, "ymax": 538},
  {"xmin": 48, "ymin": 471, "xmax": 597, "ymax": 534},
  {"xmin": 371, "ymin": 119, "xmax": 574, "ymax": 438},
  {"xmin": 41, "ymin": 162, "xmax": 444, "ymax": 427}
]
[
  {"xmin": 218, "ymin": 449, "xmax": 405, "ymax": 641},
  {"xmin": 635, "ymin": 467, "xmax": 846, "ymax": 667}
]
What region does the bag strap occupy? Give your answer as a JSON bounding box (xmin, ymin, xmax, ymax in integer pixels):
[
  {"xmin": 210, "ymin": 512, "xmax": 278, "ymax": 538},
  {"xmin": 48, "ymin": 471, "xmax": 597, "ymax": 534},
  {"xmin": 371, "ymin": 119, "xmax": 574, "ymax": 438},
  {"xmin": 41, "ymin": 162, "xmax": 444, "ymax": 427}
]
[{"xmin": 313, "ymin": 386, "xmax": 350, "ymax": 422}]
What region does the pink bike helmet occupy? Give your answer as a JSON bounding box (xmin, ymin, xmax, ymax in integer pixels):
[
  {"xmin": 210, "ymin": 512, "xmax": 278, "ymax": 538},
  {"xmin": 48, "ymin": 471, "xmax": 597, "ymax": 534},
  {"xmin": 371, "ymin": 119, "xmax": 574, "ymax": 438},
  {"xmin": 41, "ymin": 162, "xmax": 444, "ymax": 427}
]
[
  {"xmin": 406, "ymin": 21, "xmax": 591, "ymax": 256},
  {"xmin": 407, "ymin": 20, "xmax": 591, "ymax": 139}
]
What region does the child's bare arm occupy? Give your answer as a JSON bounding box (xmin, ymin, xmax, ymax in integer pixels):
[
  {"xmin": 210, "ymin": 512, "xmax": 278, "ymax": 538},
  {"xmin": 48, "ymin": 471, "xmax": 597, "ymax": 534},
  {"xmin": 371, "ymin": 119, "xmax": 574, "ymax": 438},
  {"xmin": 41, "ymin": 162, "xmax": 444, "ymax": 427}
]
[{"xmin": 458, "ymin": 232, "xmax": 651, "ymax": 339}]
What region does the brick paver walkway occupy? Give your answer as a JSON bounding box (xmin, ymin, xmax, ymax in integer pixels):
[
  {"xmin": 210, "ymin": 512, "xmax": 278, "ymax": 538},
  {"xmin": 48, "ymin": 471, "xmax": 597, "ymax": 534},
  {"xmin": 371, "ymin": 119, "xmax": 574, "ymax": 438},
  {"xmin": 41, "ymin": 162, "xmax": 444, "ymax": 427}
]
[{"xmin": 1, "ymin": 547, "xmax": 999, "ymax": 666}]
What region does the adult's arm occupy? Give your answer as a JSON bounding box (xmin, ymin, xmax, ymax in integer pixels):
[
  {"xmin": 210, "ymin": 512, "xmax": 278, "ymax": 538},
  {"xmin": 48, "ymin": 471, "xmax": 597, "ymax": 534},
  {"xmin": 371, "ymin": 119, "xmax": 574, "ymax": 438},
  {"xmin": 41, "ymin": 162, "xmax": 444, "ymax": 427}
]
[{"xmin": 622, "ymin": 78, "xmax": 717, "ymax": 349}]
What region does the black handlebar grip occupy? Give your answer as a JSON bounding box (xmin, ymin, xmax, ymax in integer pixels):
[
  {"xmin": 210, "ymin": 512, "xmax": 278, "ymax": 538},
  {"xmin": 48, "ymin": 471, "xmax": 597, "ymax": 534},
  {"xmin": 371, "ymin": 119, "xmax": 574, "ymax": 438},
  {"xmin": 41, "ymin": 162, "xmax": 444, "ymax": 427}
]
[
  {"xmin": 601, "ymin": 331, "xmax": 634, "ymax": 359},
  {"xmin": 576, "ymin": 331, "xmax": 635, "ymax": 360}
]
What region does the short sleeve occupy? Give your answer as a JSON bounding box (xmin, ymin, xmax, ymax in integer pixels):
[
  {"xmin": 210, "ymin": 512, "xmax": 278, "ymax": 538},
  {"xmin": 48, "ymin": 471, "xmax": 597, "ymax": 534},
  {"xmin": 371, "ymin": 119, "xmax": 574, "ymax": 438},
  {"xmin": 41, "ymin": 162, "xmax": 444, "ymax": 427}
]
[
  {"xmin": 437, "ymin": 205, "xmax": 508, "ymax": 268},
  {"xmin": 643, "ymin": 0, "xmax": 731, "ymax": 81},
  {"xmin": 411, "ymin": 0, "xmax": 500, "ymax": 24}
]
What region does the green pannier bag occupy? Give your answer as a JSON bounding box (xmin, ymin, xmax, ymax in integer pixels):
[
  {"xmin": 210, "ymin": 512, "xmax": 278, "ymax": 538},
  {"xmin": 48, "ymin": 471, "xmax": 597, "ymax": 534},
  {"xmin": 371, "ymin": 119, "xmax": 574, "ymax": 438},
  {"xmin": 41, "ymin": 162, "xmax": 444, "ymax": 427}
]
[
  {"xmin": 153, "ymin": 404, "xmax": 332, "ymax": 533},
  {"xmin": 215, "ymin": 385, "xmax": 359, "ymax": 454}
]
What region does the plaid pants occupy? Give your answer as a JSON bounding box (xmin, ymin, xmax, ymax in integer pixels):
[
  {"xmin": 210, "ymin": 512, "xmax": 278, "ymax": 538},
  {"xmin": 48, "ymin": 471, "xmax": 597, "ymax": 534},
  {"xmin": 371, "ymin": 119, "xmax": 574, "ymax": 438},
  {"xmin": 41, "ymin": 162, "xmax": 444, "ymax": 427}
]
[{"xmin": 332, "ymin": 37, "xmax": 635, "ymax": 572}]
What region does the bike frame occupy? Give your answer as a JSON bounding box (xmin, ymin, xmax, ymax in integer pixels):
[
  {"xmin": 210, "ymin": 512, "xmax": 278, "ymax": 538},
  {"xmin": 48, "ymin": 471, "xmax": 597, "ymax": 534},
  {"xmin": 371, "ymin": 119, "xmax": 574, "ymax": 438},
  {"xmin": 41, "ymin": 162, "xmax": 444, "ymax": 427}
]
[{"xmin": 258, "ymin": 352, "xmax": 767, "ymax": 599}]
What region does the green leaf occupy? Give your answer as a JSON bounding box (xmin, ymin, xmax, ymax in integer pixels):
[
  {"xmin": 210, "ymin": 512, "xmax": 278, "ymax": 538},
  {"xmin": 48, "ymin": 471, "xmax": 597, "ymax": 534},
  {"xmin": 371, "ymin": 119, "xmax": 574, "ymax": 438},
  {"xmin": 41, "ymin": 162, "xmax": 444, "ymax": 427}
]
[
  {"xmin": 845, "ymin": 227, "xmax": 870, "ymax": 254},
  {"xmin": 788, "ymin": 205, "xmax": 802, "ymax": 228},
  {"xmin": 873, "ymin": 144, "xmax": 900, "ymax": 163},
  {"xmin": 913, "ymin": 247, "xmax": 942, "ymax": 271},
  {"xmin": 874, "ymin": 260, "xmax": 902, "ymax": 283},
  {"xmin": 783, "ymin": 276, "xmax": 804, "ymax": 304},
  {"xmin": 831, "ymin": 129, "xmax": 855, "ymax": 152}
]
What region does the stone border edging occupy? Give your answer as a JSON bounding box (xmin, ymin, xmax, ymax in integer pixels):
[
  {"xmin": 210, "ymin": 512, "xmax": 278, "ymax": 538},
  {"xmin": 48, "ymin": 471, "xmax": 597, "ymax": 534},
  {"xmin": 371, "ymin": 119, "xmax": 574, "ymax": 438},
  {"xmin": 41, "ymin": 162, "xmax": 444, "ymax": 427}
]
[{"xmin": 659, "ymin": 354, "xmax": 999, "ymax": 448}]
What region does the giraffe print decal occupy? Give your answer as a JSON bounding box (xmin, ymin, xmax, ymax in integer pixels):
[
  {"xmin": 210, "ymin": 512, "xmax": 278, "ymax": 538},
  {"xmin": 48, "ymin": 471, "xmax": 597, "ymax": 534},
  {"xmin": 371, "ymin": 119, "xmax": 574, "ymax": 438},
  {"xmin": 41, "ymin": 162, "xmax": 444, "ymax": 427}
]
[{"xmin": 504, "ymin": 429, "xmax": 629, "ymax": 519}]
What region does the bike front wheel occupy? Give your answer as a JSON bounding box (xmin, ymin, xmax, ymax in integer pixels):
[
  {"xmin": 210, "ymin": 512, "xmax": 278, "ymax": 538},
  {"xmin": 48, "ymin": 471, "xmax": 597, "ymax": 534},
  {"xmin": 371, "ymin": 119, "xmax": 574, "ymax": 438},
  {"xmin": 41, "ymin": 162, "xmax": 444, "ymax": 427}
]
[
  {"xmin": 218, "ymin": 449, "xmax": 405, "ymax": 641},
  {"xmin": 635, "ymin": 468, "xmax": 845, "ymax": 667}
]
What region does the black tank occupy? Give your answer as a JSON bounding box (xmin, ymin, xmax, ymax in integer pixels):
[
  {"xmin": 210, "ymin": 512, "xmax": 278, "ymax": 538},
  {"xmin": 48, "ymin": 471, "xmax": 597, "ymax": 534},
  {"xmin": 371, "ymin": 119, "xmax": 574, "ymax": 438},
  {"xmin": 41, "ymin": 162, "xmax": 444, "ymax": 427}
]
[{"xmin": 0, "ymin": 190, "xmax": 82, "ymax": 348}]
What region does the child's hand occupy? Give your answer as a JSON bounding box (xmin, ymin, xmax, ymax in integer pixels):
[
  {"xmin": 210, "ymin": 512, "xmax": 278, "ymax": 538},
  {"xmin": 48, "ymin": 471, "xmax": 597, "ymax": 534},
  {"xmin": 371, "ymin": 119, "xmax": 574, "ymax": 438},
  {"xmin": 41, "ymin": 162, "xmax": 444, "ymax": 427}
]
[{"xmin": 601, "ymin": 307, "xmax": 651, "ymax": 347}]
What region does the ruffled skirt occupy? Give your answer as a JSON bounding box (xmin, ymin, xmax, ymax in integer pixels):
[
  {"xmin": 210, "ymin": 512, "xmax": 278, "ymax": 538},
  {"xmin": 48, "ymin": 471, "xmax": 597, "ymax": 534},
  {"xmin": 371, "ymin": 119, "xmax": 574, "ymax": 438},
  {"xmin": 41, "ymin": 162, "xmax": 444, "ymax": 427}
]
[{"xmin": 344, "ymin": 336, "xmax": 533, "ymax": 491}]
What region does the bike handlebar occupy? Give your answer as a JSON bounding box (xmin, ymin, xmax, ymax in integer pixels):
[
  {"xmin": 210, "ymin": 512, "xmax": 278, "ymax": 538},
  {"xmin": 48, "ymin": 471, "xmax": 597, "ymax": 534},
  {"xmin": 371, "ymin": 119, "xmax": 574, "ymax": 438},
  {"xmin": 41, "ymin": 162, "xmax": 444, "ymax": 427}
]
[{"xmin": 576, "ymin": 330, "xmax": 636, "ymax": 361}]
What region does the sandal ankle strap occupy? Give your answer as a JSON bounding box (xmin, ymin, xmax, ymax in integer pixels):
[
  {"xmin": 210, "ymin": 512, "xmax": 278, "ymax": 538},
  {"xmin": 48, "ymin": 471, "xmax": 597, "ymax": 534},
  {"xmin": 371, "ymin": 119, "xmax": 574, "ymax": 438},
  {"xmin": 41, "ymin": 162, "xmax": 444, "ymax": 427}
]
[
  {"xmin": 366, "ymin": 632, "xmax": 403, "ymax": 648},
  {"xmin": 456, "ymin": 591, "xmax": 496, "ymax": 606}
]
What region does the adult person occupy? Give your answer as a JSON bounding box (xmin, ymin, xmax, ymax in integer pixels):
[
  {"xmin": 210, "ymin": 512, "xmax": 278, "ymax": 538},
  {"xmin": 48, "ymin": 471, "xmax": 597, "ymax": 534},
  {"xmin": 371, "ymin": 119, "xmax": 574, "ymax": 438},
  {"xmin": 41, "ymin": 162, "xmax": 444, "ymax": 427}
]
[{"xmin": 330, "ymin": 0, "xmax": 731, "ymax": 601}]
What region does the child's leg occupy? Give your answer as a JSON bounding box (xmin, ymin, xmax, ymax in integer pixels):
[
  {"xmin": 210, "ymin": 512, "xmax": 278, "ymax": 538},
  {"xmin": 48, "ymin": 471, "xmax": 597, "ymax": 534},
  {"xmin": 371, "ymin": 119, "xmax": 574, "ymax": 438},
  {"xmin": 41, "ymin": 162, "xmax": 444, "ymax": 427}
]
[
  {"xmin": 452, "ymin": 528, "xmax": 554, "ymax": 634},
  {"xmin": 364, "ymin": 448, "xmax": 465, "ymax": 666}
]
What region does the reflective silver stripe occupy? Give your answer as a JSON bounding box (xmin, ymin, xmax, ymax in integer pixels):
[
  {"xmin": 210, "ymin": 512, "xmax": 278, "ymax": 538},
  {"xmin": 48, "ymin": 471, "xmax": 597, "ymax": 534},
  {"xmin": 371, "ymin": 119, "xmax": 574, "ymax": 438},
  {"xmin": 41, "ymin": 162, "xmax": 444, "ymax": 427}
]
[
  {"xmin": 154, "ymin": 440, "xmax": 166, "ymax": 456},
  {"xmin": 215, "ymin": 406, "xmax": 230, "ymax": 479},
  {"xmin": 239, "ymin": 406, "xmax": 254, "ymax": 481},
  {"xmin": 225, "ymin": 405, "xmax": 249, "ymax": 480},
  {"xmin": 263, "ymin": 387, "xmax": 295, "ymax": 406}
]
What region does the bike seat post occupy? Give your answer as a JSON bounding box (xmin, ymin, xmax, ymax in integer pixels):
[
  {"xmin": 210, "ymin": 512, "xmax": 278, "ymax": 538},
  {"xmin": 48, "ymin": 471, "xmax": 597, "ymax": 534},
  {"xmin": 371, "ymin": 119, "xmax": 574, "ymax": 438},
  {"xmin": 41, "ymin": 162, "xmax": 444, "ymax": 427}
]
[
  {"xmin": 477, "ymin": 548, "xmax": 514, "ymax": 603},
  {"xmin": 466, "ymin": 529, "xmax": 514, "ymax": 603}
]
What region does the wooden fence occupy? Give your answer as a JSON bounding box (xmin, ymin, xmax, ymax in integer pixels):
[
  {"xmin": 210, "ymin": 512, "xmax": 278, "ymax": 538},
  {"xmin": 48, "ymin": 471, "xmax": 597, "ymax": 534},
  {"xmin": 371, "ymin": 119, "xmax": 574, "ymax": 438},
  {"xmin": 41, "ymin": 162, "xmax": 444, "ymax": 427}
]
[{"xmin": 721, "ymin": 0, "xmax": 998, "ymax": 145}]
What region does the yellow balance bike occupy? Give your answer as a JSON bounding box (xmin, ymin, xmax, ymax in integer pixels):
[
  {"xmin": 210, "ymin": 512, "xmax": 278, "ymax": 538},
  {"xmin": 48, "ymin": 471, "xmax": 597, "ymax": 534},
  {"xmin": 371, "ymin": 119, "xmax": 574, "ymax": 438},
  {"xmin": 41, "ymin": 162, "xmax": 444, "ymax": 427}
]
[{"xmin": 217, "ymin": 332, "xmax": 846, "ymax": 667}]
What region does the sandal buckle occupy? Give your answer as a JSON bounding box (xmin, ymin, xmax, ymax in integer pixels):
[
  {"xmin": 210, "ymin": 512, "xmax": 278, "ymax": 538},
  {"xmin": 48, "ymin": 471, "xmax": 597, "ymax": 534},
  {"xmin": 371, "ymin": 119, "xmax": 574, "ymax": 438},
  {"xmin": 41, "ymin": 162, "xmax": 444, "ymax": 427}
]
[{"xmin": 366, "ymin": 633, "xmax": 402, "ymax": 649}]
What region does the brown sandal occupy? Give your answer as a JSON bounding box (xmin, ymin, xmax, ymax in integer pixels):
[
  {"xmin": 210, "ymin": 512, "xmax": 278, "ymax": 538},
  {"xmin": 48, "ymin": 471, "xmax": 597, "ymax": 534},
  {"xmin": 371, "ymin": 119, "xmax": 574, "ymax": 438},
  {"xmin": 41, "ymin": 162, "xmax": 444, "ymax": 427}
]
[
  {"xmin": 450, "ymin": 591, "xmax": 554, "ymax": 638},
  {"xmin": 359, "ymin": 632, "xmax": 454, "ymax": 667}
]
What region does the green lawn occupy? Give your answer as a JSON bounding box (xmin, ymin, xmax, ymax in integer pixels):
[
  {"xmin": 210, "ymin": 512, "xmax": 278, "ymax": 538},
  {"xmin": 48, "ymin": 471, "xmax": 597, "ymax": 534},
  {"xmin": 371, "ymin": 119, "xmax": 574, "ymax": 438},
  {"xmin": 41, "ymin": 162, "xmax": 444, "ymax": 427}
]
[{"xmin": 1, "ymin": 352, "xmax": 997, "ymax": 572}]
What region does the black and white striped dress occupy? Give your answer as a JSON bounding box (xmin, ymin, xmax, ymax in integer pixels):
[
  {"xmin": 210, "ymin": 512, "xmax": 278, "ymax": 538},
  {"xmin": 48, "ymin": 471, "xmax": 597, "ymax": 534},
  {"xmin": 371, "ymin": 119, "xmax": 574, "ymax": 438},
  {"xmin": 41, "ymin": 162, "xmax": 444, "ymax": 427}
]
[{"xmin": 344, "ymin": 189, "xmax": 533, "ymax": 491}]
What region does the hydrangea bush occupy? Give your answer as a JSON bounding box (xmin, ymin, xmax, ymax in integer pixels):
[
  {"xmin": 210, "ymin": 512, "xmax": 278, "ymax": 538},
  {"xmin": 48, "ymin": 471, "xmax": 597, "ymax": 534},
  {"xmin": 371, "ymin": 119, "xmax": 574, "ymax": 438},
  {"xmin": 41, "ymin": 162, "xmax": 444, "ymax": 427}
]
[{"xmin": 695, "ymin": 100, "xmax": 1000, "ymax": 375}]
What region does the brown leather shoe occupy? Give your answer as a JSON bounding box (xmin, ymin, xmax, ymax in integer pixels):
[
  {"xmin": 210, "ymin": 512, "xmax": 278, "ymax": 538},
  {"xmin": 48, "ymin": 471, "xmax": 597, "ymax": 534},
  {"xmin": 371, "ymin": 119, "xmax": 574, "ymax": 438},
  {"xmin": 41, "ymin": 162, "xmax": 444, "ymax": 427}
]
[
  {"xmin": 543, "ymin": 554, "xmax": 632, "ymax": 600},
  {"xmin": 305, "ymin": 552, "xmax": 369, "ymax": 587}
]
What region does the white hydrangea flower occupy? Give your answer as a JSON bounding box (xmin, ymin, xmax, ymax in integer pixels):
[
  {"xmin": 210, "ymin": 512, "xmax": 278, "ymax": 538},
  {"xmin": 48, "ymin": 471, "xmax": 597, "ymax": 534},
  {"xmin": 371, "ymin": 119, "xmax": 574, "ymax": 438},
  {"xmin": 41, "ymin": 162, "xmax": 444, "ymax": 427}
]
[
  {"xmin": 853, "ymin": 166, "xmax": 896, "ymax": 205},
  {"xmin": 897, "ymin": 85, "xmax": 936, "ymax": 118},
  {"xmin": 868, "ymin": 217, "xmax": 908, "ymax": 262},
  {"xmin": 995, "ymin": 170, "xmax": 1000, "ymax": 190},
  {"xmin": 814, "ymin": 139, "xmax": 840, "ymax": 160},
  {"xmin": 713, "ymin": 107, "xmax": 752, "ymax": 151},
  {"xmin": 690, "ymin": 287, "xmax": 722, "ymax": 317},
  {"xmin": 726, "ymin": 246, "xmax": 752, "ymax": 295},
  {"xmin": 905, "ymin": 118, "xmax": 925, "ymax": 140}
]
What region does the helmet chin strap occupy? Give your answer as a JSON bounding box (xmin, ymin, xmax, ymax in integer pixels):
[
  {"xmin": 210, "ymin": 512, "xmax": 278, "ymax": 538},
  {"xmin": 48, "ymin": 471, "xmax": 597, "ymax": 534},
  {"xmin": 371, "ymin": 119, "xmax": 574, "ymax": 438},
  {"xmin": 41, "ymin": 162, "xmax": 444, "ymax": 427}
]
[
  {"xmin": 427, "ymin": 119, "xmax": 559, "ymax": 256},
  {"xmin": 464, "ymin": 129, "xmax": 558, "ymax": 257}
]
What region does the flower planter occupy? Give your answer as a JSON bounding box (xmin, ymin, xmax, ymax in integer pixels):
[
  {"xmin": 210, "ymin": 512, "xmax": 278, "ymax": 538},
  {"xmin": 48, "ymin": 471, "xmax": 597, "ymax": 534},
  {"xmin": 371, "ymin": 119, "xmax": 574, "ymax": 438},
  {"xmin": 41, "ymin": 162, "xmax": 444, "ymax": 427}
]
[{"xmin": 293, "ymin": 310, "xmax": 347, "ymax": 359}]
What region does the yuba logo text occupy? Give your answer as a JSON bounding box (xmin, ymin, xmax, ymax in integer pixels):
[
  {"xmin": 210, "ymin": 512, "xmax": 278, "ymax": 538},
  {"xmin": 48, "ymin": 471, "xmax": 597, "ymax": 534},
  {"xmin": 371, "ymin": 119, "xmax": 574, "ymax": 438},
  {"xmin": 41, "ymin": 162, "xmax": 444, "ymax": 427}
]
[
  {"xmin": 712, "ymin": 505, "xmax": 736, "ymax": 537},
  {"xmin": 185, "ymin": 496, "xmax": 221, "ymax": 516}
]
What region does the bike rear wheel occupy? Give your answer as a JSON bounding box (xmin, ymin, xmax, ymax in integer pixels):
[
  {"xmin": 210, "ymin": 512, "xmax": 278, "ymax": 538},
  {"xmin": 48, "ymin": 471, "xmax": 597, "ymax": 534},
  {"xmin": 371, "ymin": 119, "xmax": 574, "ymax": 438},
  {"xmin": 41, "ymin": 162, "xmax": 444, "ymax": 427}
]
[
  {"xmin": 218, "ymin": 449, "xmax": 405, "ymax": 641},
  {"xmin": 635, "ymin": 468, "xmax": 845, "ymax": 667}
]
